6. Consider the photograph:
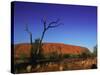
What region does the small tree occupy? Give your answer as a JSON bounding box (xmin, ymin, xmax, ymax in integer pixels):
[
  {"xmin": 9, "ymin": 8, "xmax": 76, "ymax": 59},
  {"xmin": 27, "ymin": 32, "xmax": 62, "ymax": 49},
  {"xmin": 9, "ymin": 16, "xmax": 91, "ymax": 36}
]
[
  {"xmin": 47, "ymin": 45, "xmax": 62, "ymax": 60},
  {"xmin": 93, "ymin": 45, "xmax": 97, "ymax": 57},
  {"xmin": 80, "ymin": 51, "xmax": 92, "ymax": 58},
  {"xmin": 63, "ymin": 54, "xmax": 71, "ymax": 58},
  {"xmin": 25, "ymin": 25, "xmax": 36, "ymax": 63},
  {"xmin": 50, "ymin": 51, "xmax": 59, "ymax": 59},
  {"xmin": 19, "ymin": 53, "xmax": 27, "ymax": 61},
  {"xmin": 33, "ymin": 38, "xmax": 44, "ymax": 60}
]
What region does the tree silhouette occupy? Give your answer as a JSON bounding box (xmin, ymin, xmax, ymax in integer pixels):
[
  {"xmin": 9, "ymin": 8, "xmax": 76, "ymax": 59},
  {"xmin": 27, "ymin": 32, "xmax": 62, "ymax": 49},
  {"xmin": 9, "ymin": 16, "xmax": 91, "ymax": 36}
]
[
  {"xmin": 25, "ymin": 18, "xmax": 63, "ymax": 61},
  {"xmin": 36, "ymin": 17, "xmax": 63, "ymax": 55},
  {"xmin": 93, "ymin": 45, "xmax": 97, "ymax": 57},
  {"xmin": 25, "ymin": 24, "xmax": 35, "ymax": 62}
]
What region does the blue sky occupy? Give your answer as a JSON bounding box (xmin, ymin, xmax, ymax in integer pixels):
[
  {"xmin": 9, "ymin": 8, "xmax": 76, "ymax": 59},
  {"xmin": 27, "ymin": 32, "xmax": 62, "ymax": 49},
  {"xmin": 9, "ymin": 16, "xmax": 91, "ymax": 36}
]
[{"xmin": 13, "ymin": 1, "xmax": 97, "ymax": 51}]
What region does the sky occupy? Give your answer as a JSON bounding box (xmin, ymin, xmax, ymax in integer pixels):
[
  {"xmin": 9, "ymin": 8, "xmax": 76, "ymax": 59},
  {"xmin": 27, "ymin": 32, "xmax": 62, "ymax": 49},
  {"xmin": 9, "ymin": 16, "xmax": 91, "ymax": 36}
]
[{"xmin": 12, "ymin": 1, "xmax": 97, "ymax": 51}]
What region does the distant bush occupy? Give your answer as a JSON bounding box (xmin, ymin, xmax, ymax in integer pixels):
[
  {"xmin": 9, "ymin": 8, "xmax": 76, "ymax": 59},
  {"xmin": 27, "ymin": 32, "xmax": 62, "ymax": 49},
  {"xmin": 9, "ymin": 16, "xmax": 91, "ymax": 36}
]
[
  {"xmin": 63, "ymin": 54, "xmax": 79, "ymax": 58},
  {"xmin": 93, "ymin": 45, "xmax": 97, "ymax": 57},
  {"xmin": 19, "ymin": 53, "xmax": 27, "ymax": 60},
  {"xmin": 79, "ymin": 51, "xmax": 93, "ymax": 58},
  {"xmin": 49, "ymin": 51, "xmax": 59, "ymax": 59},
  {"xmin": 63, "ymin": 54, "xmax": 71, "ymax": 58}
]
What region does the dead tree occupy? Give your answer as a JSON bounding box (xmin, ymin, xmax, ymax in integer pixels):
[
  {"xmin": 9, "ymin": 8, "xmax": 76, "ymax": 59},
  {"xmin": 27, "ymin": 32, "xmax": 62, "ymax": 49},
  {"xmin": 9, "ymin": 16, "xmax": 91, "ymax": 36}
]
[
  {"xmin": 36, "ymin": 18, "xmax": 63, "ymax": 55},
  {"xmin": 25, "ymin": 24, "xmax": 34, "ymax": 61}
]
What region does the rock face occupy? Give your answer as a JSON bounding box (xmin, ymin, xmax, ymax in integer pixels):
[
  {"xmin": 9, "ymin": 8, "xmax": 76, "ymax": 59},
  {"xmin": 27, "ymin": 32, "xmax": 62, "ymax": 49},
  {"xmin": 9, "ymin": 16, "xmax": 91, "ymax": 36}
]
[{"xmin": 14, "ymin": 43, "xmax": 90, "ymax": 58}]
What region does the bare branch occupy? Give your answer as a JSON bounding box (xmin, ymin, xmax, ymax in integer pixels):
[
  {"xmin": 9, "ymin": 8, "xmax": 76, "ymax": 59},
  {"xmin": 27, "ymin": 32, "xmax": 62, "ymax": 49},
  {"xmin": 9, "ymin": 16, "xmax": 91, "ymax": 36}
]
[
  {"xmin": 25, "ymin": 24, "xmax": 32, "ymax": 34},
  {"xmin": 41, "ymin": 17, "xmax": 47, "ymax": 30},
  {"xmin": 47, "ymin": 23, "xmax": 63, "ymax": 29},
  {"xmin": 48, "ymin": 19, "xmax": 60, "ymax": 26}
]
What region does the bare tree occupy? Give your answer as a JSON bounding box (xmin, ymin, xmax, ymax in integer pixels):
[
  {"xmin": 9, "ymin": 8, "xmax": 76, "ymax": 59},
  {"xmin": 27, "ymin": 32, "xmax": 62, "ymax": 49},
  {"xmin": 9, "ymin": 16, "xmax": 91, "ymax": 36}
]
[
  {"xmin": 36, "ymin": 17, "xmax": 63, "ymax": 55},
  {"xmin": 25, "ymin": 24, "xmax": 34, "ymax": 60},
  {"xmin": 24, "ymin": 18, "xmax": 63, "ymax": 60}
]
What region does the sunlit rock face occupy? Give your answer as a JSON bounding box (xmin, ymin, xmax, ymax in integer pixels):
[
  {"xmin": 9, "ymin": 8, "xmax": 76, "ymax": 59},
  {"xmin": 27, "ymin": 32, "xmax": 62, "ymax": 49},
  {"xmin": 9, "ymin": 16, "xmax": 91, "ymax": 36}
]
[{"xmin": 14, "ymin": 43, "xmax": 90, "ymax": 59}]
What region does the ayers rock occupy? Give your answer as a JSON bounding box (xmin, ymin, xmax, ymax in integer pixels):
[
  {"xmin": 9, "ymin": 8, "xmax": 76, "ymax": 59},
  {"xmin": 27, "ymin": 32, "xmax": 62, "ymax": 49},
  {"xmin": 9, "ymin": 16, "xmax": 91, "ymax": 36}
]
[{"xmin": 14, "ymin": 43, "xmax": 90, "ymax": 58}]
